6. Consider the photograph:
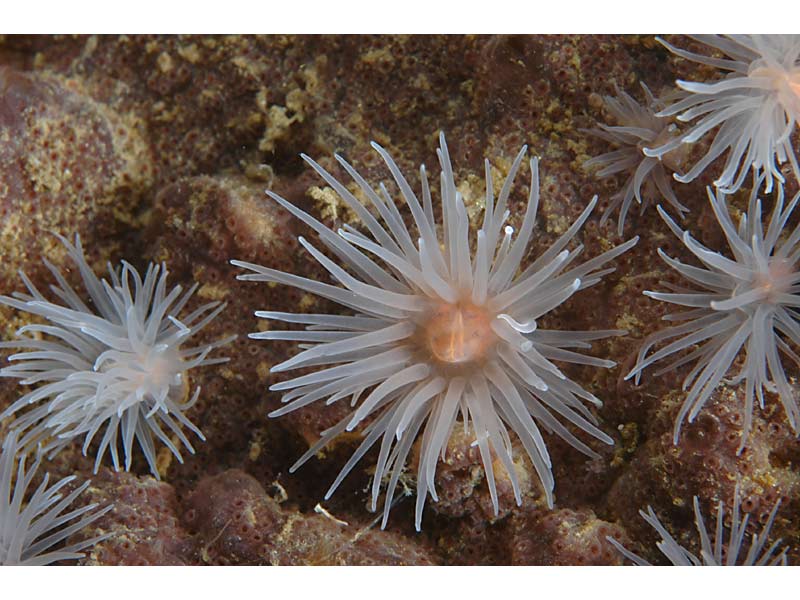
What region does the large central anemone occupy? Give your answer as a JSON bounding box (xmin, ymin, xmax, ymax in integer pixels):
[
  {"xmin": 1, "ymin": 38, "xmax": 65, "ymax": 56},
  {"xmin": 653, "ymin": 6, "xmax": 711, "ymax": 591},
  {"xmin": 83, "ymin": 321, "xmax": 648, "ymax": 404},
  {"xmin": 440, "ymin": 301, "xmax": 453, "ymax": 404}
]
[{"xmin": 234, "ymin": 133, "xmax": 637, "ymax": 530}]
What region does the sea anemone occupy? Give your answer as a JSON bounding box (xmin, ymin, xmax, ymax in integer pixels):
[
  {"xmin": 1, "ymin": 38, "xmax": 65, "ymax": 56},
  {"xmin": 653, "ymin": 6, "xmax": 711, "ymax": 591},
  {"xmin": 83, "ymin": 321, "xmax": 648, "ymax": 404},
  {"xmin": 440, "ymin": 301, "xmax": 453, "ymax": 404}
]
[
  {"xmin": 607, "ymin": 485, "xmax": 788, "ymax": 565},
  {"xmin": 0, "ymin": 429, "xmax": 111, "ymax": 565},
  {"xmin": 626, "ymin": 178, "xmax": 800, "ymax": 450},
  {"xmin": 645, "ymin": 35, "xmax": 800, "ymax": 194},
  {"xmin": 0, "ymin": 235, "xmax": 234, "ymax": 478},
  {"xmin": 234, "ymin": 132, "xmax": 638, "ymax": 530},
  {"xmin": 584, "ymin": 82, "xmax": 689, "ymax": 235}
]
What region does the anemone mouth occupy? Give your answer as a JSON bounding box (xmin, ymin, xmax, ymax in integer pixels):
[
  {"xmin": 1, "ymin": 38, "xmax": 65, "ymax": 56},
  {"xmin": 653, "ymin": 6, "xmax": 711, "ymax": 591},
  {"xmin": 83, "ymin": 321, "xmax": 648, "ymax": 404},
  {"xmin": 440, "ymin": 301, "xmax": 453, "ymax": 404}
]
[
  {"xmin": 720, "ymin": 258, "xmax": 796, "ymax": 311},
  {"xmin": 789, "ymin": 74, "xmax": 800, "ymax": 104},
  {"xmin": 417, "ymin": 299, "xmax": 497, "ymax": 368},
  {"xmin": 753, "ymin": 262, "xmax": 794, "ymax": 304},
  {"xmin": 748, "ymin": 64, "xmax": 800, "ymax": 117},
  {"xmin": 139, "ymin": 347, "xmax": 185, "ymax": 390}
]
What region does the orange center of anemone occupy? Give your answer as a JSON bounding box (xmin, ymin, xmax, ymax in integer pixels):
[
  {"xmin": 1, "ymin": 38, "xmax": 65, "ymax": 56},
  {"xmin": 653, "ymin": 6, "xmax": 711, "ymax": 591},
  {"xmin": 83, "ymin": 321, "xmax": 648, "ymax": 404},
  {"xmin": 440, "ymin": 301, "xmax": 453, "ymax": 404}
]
[
  {"xmin": 137, "ymin": 348, "xmax": 181, "ymax": 391},
  {"xmin": 752, "ymin": 258, "xmax": 794, "ymax": 303},
  {"xmin": 423, "ymin": 301, "xmax": 496, "ymax": 365},
  {"xmin": 790, "ymin": 77, "xmax": 800, "ymax": 98},
  {"xmin": 750, "ymin": 65, "xmax": 800, "ymax": 106}
]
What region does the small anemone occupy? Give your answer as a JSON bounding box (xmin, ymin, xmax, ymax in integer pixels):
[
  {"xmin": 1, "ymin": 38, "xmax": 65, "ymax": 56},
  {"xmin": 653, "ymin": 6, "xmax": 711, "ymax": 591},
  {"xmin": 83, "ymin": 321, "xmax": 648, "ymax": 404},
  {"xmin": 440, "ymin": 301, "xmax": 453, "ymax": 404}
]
[
  {"xmin": 0, "ymin": 235, "xmax": 235, "ymax": 479},
  {"xmin": 584, "ymin": 82, "xmax": 689, "ymax": 235},
  {"xmin": 646, "ymin": 35, "xmax": 800, "ymax": 194},
  {"xmin": 234, "ymin": 132, "xmax": 638, "ymax": 530},
  {"xmin": 0, "ymin": 429, "xmax": 112, "ymax": 565},
  {"xmin": 608, "ymin": 485, "xmax": 788, "ymax": 566},
  {"xmin": 627, "ymin": 177, "xmax": 800, "ymax": 450}
]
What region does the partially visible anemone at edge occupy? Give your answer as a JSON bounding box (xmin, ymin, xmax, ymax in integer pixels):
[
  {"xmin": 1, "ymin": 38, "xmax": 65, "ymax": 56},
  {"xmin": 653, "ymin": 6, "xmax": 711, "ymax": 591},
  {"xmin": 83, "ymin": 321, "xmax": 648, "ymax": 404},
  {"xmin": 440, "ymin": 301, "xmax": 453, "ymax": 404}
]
[
  {"xmin": 0, "ymin": 234, "xmax": 236, "ymax": 479},
  {"xmin": 234, "ymin": 132, "xmax": 638, "ymax": 530},
  {"xmin": 645, "ymin": 34, "xmax": 800, "ymax": 194},
  {"xmin": 0, "ymin": 429, "xmax": 112, "ymax": 565},
  {"xmin": 607, "ymin": 484, "xmax": 788, "ymax": 566}
]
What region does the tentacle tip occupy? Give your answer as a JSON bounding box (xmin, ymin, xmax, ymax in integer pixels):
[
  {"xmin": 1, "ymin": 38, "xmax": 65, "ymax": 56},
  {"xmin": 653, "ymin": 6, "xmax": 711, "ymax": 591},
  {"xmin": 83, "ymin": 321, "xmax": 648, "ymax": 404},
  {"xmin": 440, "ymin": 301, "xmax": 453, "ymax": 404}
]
[{"xmin": 641, "ymin": 146, "xmax": 659, "ymax": 158}]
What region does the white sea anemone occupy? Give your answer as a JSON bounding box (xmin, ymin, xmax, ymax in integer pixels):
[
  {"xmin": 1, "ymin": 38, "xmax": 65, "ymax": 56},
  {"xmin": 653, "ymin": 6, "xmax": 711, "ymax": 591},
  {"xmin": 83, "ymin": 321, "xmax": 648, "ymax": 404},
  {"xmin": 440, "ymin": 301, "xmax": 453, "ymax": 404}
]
[
  {"xmin": 607, "ymin": 485, "xmax": 788, "ymax": 565},
  {"xmin": 584, "ymin": 83, "xmax": 689, "ymax": 235},
  {"xmin": 0, "ymin": 429, "xmax": 111, "ymax": 565},
  {"xmin": 234, "ymin": 132, "xmax": 638, "ymax": 530},
  {"xmin": 626, "ymin": 178, "xmax": 800, "ymax": 451},
  {"xmin": 645, "ymin": 35, "xmax": 800, "ymax": 194},
  {"xmin": 0, "ymin": 235, "xmax": 234, "ymax": 478}
]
